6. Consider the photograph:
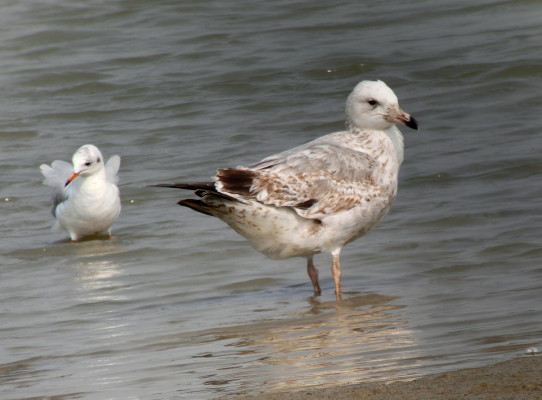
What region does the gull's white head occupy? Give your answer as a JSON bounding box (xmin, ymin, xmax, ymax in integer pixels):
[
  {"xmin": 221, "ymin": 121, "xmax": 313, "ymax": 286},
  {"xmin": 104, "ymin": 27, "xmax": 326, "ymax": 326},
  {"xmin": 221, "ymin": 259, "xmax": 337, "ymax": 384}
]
[
  {"xmin": 346, "ymin": 80, "xmax": 418, "ymax": 132},
  {"xmin": 65, "ymin": 144, "xmax": 105, "ymax": 186}
]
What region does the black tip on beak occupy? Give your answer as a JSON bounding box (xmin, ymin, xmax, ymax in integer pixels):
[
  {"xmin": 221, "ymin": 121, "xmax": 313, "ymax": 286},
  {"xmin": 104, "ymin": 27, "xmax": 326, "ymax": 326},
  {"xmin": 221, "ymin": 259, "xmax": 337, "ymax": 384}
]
[{"xmin": 405, "ymin": 116, "xmax": 419, "ymax": 131}]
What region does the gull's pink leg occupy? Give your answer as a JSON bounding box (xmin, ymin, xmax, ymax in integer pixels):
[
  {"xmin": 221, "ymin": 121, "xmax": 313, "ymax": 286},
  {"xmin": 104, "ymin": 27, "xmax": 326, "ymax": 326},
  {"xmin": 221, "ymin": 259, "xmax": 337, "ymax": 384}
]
[
  {"xmin": 331, "ymin": 249, "xmax": 342, "ymax": 301},
  {"xmin": 306, "ymin": 256, "xmax": 321, "ymax": 296}
]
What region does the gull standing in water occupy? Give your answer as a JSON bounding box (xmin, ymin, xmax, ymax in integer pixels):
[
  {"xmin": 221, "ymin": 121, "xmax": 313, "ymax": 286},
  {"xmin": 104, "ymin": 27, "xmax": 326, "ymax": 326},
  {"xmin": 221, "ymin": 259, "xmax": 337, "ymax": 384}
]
[
  {"xmin": 40, "ymin": 144, "xmax": 121, "ymax": 241},
  {"xmin": 155, "ymin": 80, "xmax": 418, "ymax": 299}
]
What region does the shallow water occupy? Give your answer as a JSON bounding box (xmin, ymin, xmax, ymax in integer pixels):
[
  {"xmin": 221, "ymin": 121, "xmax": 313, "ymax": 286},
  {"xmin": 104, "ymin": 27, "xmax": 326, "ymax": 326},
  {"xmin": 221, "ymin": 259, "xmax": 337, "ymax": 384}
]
[{"xmin": 1, "ymin": 0, "xmax": 542, "ymax": 399}]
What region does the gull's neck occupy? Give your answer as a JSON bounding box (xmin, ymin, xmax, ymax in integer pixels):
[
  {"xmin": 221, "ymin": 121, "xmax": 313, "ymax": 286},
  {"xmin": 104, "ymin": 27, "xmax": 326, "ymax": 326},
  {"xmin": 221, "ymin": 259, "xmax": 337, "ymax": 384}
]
[
  {"xmin": 70, "ymin": 168, "xmax": 108, "ymax": 195},
  {"xmin": 384, "ymin": 126, "xmax": 404, "ymax": 166},
  {"xmin": 348, "ymin": 125, "xmax": 404, "ymax": 165}
]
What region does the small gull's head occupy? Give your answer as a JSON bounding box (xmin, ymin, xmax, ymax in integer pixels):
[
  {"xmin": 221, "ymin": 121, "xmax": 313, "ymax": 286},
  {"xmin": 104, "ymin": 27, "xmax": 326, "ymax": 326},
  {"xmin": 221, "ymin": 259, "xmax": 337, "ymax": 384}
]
[
  {"xmin": 65, "ymin": 144, "xmax": 105, "ymax": 186},
  {"xmin": 346, "ymin": 80, "xmax": 418, "ymax": 132}
]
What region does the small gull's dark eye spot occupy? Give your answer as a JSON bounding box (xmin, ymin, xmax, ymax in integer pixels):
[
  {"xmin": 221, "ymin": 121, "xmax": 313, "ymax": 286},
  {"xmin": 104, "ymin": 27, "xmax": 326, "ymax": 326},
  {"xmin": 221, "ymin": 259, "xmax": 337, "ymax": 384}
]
[
  {"xmin": 84, "ymin": 162, "xmax": 91, "ymax": 166},
  {"xmin": 367, "ymin": 99, "xmax": 378, "ymax": 106}
]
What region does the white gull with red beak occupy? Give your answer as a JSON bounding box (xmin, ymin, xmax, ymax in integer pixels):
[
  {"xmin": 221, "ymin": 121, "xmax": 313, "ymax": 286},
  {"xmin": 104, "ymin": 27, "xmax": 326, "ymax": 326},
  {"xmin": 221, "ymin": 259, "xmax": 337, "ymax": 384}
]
[
  {"xmin": 155, "ymin": 80, "xmax": 418, "ymax": 299},
  {"xmin": 40, "ymin": 144, "xmax": 121, "ymax": 241}
]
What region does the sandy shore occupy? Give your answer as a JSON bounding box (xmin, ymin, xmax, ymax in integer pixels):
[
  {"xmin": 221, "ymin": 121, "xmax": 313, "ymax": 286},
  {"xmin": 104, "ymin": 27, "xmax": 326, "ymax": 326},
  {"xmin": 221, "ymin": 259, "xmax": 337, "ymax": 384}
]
[{"xmin": 222, "ymin": 356, "xmax": 542, "ymax": 400}]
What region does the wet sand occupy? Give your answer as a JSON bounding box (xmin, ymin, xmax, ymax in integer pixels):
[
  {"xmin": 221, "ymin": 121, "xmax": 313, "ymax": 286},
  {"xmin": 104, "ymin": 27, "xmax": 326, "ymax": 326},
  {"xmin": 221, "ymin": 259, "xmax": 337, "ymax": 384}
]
[{"xmin": 223, "ymin": 356, "xmax": 542, "ymax": 400}]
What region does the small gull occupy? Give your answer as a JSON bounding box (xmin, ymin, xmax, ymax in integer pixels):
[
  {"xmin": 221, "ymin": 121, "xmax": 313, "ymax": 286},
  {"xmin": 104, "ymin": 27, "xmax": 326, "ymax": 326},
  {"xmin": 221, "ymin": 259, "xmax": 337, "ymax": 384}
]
[
  {"xmin": 40, "ymin": 144, "xmax": 121, "ymax": 241},
  {"xmin": 155, "ymin": 80, "xmax": 418, "ymax": 299}
]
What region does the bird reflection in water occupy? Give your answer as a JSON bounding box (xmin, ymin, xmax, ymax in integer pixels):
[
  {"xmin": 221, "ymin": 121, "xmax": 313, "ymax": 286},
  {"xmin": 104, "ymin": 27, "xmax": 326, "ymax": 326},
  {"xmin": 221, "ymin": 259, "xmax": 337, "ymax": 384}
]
[
  {"xmin": 64, "ymin": 240, "xmax": 125, "ymax": 301},
  {"xmin": 202, "ymin": 294, "xmax": 416, "ymax": 395}
]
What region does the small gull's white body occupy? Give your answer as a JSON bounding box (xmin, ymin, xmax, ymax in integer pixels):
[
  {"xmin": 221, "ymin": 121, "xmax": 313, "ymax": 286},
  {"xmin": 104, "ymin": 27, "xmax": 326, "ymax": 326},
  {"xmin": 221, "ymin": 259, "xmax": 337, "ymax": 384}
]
[
  {"xmin": 155, "ymin": 80, "xmax": 418, "ymax": 299},
  {"xmin": 40, "ymin": 144, "xmax": 121, "ymax": 241}
]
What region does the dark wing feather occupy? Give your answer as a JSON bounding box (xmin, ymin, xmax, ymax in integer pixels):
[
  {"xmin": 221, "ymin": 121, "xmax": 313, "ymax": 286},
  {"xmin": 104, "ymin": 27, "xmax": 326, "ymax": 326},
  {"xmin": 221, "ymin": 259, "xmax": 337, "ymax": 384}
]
[
  {"xmin": 215, "ymin": 169, "xmax": 257, "ymax": 197},
  {"xmin": 152, "ymin": 182, "xmax": 216, "ymax": 191},
  {"xmin": 51, "ymin": 191, "xmax": 66, "ymax": 217}
]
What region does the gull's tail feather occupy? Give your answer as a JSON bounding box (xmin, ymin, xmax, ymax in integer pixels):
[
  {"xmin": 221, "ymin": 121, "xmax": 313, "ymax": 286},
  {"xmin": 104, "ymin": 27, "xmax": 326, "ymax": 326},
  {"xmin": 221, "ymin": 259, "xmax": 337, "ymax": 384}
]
[
  {"xmin": 177, "ymin": 199, "xmax": 215, "ymax": 216},
  {"xmin": 152, "ymin": 182, "xmax": 216, "ymax": 191},
  {"xmin": 154, "ymin": 181, "xmax": 245, "ymax": 218}
]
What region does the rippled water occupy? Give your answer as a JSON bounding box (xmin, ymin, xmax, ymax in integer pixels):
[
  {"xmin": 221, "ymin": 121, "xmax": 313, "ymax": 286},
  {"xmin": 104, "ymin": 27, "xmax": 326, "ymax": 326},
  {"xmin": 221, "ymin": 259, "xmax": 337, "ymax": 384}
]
[{"xmin": 1, "ymin": 1, "xmax": 542, "ymax": 399}]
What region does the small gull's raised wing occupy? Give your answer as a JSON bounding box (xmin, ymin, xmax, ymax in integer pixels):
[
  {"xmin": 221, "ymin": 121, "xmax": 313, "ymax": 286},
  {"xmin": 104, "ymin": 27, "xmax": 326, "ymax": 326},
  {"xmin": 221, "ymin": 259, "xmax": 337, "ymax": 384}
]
[{"xmin": 105, "ymin": 155, "xmax": 121, "ymax": 184}]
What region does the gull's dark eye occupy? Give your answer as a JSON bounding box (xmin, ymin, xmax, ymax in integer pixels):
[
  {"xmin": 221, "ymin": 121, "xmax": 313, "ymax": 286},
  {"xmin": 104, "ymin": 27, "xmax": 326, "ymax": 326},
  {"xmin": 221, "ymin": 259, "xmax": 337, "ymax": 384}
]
[
  {"xmin": 84, "ymin": 161, "xmax": 91, "ymax": 166},
  {"xmin": 367, "ymin": 99, "xmax": 378, "ymax": 106}
]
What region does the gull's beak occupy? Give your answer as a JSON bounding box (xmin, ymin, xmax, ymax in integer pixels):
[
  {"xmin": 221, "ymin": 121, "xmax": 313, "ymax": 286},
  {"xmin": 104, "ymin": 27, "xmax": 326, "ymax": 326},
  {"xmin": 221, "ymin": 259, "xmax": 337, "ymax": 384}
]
[
  {"xmin": 65, "ymin": 171, "xmax": 80, "ymax": 186},
  {"xmin": 388, "ymin": 107, "xmax": 419, "ymax": 131},
  {"xmin": 402, "ymin": 113, "xmax": 419, "ymax": 130}
]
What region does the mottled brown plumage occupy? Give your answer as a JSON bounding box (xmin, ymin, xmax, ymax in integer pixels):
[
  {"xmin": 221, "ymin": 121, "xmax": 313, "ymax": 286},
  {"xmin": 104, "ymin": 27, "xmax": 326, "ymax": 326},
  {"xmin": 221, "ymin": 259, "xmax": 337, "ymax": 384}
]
[{"xmin": 154, "ymin": 80, "xmax": 418, "ymax": 299}]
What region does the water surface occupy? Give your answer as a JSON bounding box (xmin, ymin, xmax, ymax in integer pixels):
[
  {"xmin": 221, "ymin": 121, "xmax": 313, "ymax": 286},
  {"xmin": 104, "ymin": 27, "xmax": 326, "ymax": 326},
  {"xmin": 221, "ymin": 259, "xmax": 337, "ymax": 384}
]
[{"xmin": 1, "ymin": 0, "xmax": 541, "ymax": 399}]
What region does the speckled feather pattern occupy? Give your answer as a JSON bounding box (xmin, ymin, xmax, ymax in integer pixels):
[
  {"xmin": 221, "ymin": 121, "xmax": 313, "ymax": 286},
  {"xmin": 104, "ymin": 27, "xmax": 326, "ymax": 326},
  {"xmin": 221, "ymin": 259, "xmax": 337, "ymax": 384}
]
[
  {"xmin": 158, "ymin": 80, "xmax": 418, "ymax": 296},
  {"xmin": 241, "ymin": 128, "xmax": 402, "ymax": 219},
  {"xmin": 210, "ymin": 124, "xmax": 404, "ymax": 258}
]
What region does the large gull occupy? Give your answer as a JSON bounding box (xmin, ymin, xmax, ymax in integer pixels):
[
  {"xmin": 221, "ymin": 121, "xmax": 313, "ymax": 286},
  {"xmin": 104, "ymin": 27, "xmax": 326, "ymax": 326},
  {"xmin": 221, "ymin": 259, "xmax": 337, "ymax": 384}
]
[
  {"xmin": 40, "ymin": 144, "xmax": 121, "ymax": 241},
  {"xmin": 155, "ymin": 80, "xmax": 418, "ymax": 299}
]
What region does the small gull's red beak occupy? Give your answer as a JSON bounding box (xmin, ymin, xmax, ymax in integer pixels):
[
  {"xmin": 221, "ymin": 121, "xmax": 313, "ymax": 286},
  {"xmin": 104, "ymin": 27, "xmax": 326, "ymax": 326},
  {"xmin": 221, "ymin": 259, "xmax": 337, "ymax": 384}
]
[{"xmin": 65, "ymin": 171, "xmax": 80, "ymax": 187}]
